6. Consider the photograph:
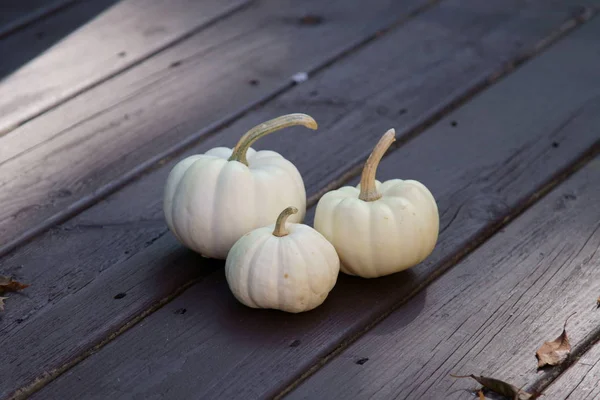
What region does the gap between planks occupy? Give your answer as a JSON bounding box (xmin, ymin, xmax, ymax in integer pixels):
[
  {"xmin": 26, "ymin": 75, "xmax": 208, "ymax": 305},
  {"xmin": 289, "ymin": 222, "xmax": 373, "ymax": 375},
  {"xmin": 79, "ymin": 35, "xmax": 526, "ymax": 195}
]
[
  {"xmin": 524, "ymin": 291, "xmax": 600, "ymax": 396},
  {"xmin": 307, "ymin": 6, "xmax": 596, "ymax": 205},
  {"xmin": 1, "ymin": 0, "xmax": 461, "ymax": 396},
  {"xmin": 3, "ymin": 0, "xmax": 596, "ymax": 396},
  {"xmin": 284, "ymin": 156, "xmax": 600, "ymax": 399},
  {"xmin": 8, "ymin": 273, "xmax": 205, "ymax": 400},
  {"xmin": 277, "ymin": 15, "xmax": 600, "ymax": 394},
  {"xmin": 0, "ymin": 0, "xmax": 444, "ymax": 259},
  {"xmin": 0, "ymin": 0, "xmax": 593, "ymax": 263},
  {"xmin": 0, "ymin": 0, "xmax": 77, "ymax": 40},
  {"xmin": 532, "ymin": 328, "xmax": 600, "ymax": 397},
  {"xmin": 279, "ymin": 141, "xmax": 600, "ymax": 400},
  {"xmin": 0, "ymin": 0, "xmax": 253, "ymax": 137},
  {"xmin": 17, "ymin": 4, "xmax": 600, "ymax": 398},
  {"xmin": 542, "ymin": 334, "xmax": 600, "ymax": 398}
]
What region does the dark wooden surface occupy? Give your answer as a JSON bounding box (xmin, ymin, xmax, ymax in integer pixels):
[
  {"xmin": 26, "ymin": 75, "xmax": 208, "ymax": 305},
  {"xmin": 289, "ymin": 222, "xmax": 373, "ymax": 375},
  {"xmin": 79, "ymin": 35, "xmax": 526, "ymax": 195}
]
[
  {"xmin": 0, "ymin": 0, "xmax": 431, "ymax": 257},
  {"xmin": 1, "ymin": 0, "xmax": 600, "ymax": 399},
  {"xmin": 18, "ymin": 3, "xmax": 600, "ymax": 399},
  {"xmin": 0, "ymin": 0, "xmax": 76, "ymax": 39},
  {"xmin": 290, "ymin": 156, "xmax": 600, "ymax": 399},
  {"xmin": 544, "ymin": 339, "xmax": 600, "ymax": 399}
]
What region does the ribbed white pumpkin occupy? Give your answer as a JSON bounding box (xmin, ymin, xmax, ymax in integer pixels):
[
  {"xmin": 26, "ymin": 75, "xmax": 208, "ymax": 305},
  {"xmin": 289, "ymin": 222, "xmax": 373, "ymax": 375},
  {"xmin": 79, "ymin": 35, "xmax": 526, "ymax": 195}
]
[
  {"xmin": 225, "ymin": 207, "xmax": 340, "ymax": 313},
  {"xmin": 163, "ymin": 114, "xmax": 317, "ymax": 259},
  {"xmin": 314, "ymin": 129, "xmax": 439, "ymax": 278}
]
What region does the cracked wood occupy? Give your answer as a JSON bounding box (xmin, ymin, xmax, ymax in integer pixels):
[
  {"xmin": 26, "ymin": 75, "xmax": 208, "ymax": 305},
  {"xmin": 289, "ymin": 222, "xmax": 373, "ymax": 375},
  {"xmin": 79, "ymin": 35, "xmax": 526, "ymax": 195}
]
[
  {"xmin": 20, "ymin": 3, "xmax": 600, "ymax": 399},
  {"xmin": 289, "ymin": 159, "xmax": 600, "ymax": 399},
  {"xmin": 0, "ymin": 0, "xmax": 430, "ymax": 254},
  {"xmin": 287, "ymin": 23, "xmax": 600, "ymax": 398},
  {"xmin": 544, "ymin": 341, "xmax": 600, "ymax": 399}
]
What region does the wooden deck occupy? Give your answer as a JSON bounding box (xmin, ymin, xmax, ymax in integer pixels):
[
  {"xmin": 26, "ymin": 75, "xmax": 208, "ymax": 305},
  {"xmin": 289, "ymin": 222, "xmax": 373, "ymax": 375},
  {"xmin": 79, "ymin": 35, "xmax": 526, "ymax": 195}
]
[{"xmin": 1, "ymin": 1, "xmax": 600, "ymax": 399}]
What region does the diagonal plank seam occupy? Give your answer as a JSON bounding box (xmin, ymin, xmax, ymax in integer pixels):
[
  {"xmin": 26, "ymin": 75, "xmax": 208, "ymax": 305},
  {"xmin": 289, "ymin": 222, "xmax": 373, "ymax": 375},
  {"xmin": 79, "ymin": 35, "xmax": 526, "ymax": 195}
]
[
  {"xmin": 0, "ymin": 0, "xmax": 77, "ymax": 40},
  {"xmin": 526, "ymin": 230, "xmax": 600, "ymax": 395},
  {"xmin": 499, "ymin": 246, "xmax": 600, "ymax": 395},
  {"xmin": 275, "ymin": 138, "xmax": 600, "ymax": 399},
  {"xmin": 0, "ymin": 0, "xmax": 446, "ymax": 258},
  {"xmin": 7, "ymin": 272, "xmax": 208, "ymax": 400},
  {"xmin": 7, "ymin": 5, "xmax": 600, "ymax": 399},
  {"xmin": 1, "ymin": 1, "xmax": 594, "ymax": 261},
  {"xmin": 306, "ymin": 6, "xmax": 596, "ymax": 205},
  {"xmin": 0, "ymin": 0, "xmax": 255, "ymax": 138},
  {"xmin": 4, "ymin": 5, "xmax": 599, "ymax": 400}
]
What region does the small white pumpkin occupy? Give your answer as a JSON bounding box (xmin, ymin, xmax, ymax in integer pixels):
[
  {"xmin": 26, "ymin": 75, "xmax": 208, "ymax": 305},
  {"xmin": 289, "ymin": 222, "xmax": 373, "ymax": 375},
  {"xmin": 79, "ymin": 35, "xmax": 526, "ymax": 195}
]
[
  {"xmin": 314, "ymin": 129, "xmax": 439, "ymax": 278},
  {"xmin": 225, "ymin": 206, "xmax": 340, "ymax": 313},
  {"xmin": 163, "ymin": 114, "xmax": 317, "ymax": 259}
]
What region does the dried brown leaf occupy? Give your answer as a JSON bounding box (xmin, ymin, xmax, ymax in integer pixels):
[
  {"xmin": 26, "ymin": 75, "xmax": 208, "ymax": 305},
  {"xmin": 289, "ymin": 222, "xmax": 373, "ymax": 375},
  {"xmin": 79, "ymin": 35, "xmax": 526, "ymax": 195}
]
[
  {"xmin": 0, "ymin": 297, "xmax": 7, "ymax": 311},
  {"xmin": 535, "ymin": 312, "xmax": 576, "ymax": 368},
  {"xmin": 450, "ymin": 374, "xmax": 541, "ymax": 400},
  {"xmin": 596, "ymin": 296, "xmax": 600, "ymax": 308},
  {"xmin": 478, "ymin": 389, "xmax": 485, "ymax": 400},
  {"xmin": 0, "ymin": 275, "xmax": 29, "ymax": 295}
]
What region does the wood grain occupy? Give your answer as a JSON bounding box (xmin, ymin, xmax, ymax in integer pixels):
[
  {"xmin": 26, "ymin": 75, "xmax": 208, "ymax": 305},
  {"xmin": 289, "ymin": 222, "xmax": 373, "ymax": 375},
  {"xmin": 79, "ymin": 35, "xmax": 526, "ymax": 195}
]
[
  {"xmin": 0, "ymin": 0, "xmax": 432, "ymax": 255},
  {"xmin": 0, "ymin": 0, "xmax": 248, "ymax": 135},
  {"xmin": 24, "ymin": 5, "xmax": 600, "ymax": 400},
  {"xmin": 544, "ymin": 342, "xmax": 600, "ymax": 399},
  {"xmin": 0, "ymin": 0, "xmax": 435, "ymax": 397},
  {"xmin": 287, "ymin": 159, "xmax": 600, "ymax": 399}
]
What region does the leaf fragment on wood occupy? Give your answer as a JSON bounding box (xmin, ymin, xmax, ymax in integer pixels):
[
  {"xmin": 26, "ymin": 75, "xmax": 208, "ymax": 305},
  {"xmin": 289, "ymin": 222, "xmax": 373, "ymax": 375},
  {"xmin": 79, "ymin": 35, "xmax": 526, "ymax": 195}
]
[
  {"xmin": 0, "ymin": 297, "xmax": 7, "ymax": 311},
  {"xmin": 450, "ymin": 374, "xmax": 540, "ymax": 400},
  {"xmin": 478, "ymin": 389, "xmax": 485, "ymax": 400},
  {"xmin": 0, "ymin": 275, "xmax": 29, "ymax": 295},
  {"xmin": 596, "ymin": 296, "xmax": 600, "ymax": 308},
  {"xmin": 535, "ymin": 312, "xmax": 576, "ymax": 368}
]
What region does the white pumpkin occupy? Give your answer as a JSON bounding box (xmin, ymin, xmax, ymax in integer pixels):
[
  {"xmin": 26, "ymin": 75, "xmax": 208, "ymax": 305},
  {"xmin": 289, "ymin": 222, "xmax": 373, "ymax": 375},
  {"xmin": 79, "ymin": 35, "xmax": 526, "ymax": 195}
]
[
  {"xmin": 225, "ymin": 206, "xmax": 340, "ymax": 313},
  {"xmin": 314, "ymin": 129, "xmax": 439, "ymax": 278},
  {"xmin": 163, "ymin": 114, "xmax": 317, "ymax": 259}
]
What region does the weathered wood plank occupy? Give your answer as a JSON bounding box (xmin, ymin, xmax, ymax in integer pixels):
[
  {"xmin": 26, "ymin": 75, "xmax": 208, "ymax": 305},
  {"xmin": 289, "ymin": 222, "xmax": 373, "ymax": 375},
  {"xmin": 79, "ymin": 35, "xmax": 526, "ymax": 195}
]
[
  {"xmin": 25, "ymin": 6, "xmax": 600, "ymax": 400},
  {"xmin": 1, "ymin": 0, "xmax": 582, "ymax": 349},
  {"xmin": 0, "ymin": 0, "xmax": 76, "ymax": 39},
  {"xmin": 0, "ymin": 0, "xmax": 432, "ymax": 256},
  {"xmin": 0, "ymin": 0, "xmax": 437, "ymax": 397},
  {"xmin": 544, "ymin": 342, "xmax": 600, "ymax": 399},
  {"xmin": 0, "ymin": 0, "xmax": 248, "ymax": 135},
  {"xmin": 287, "ymin": 161, "xmax": 600, "ymax": 400}
]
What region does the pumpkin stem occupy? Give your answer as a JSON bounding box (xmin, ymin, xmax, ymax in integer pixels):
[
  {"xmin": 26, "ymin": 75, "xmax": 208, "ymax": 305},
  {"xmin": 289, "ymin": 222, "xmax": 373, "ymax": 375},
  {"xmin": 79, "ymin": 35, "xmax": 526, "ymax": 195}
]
[
  {"xmin": 228, "ymin": 113, "xmax": 318, "ymax": 166},
  {"xmin": 273, "ymin": 207, "xmax": 298, "ymax": 237},
  {"xmin": 359, "ymin": 129, "xmax": 396, "ymax": 202}
]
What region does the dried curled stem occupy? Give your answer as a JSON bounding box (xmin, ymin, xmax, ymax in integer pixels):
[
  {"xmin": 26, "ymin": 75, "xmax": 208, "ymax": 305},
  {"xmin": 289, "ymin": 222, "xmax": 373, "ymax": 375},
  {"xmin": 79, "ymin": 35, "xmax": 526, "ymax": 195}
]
[
  {"xmin": 273, "ymin": 207, "xmax": 298, "ymax": 237},
  {"xmin": 229, "ymin": 113, "xmax": 318, "ymax": 165},
  {"xmin": 359, "ymin": 129, "xmax": 396, "ymax": 202}
]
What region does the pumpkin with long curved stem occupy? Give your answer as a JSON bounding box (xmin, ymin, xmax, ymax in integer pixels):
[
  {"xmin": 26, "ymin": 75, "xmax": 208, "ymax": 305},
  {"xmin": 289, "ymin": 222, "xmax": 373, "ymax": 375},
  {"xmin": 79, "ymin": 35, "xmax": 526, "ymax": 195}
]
[
  {"xmin": 163, "ymin": 114, "xmax": 317, "ymax": 259},
  {"xmin": 314, "ymin": 129, "xmax": 439, "ymax": 278}
]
